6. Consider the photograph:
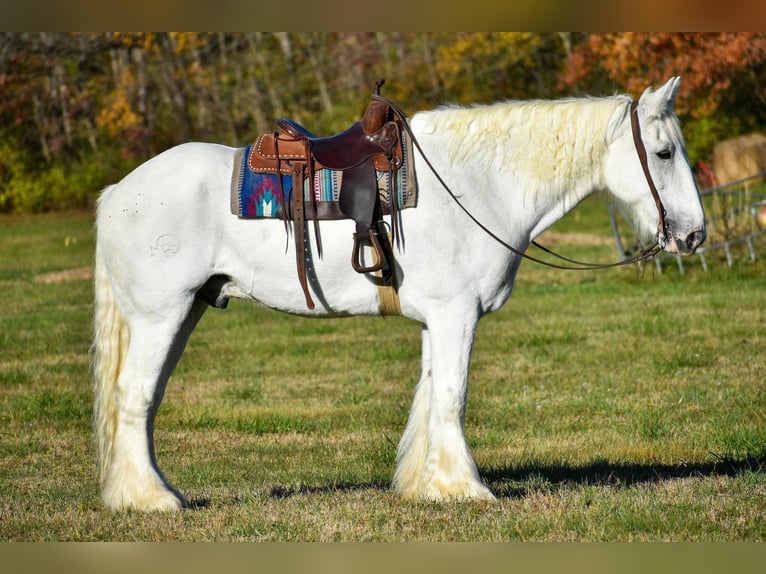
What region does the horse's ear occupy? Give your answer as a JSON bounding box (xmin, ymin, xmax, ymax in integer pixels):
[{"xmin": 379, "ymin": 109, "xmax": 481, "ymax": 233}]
[
  {"xmin": 639, "ymin": 77, "xmax": 682, "ymax": 114},
  {"xmin": 660, "ymin": 76, "xmax": 682, "ymax": 105}
]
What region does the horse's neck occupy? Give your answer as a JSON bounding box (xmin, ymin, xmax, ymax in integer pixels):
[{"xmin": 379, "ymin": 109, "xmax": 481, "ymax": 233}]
[{"xmin": 416, "ymin": 98, "xmax": 624, "ymax": 239}]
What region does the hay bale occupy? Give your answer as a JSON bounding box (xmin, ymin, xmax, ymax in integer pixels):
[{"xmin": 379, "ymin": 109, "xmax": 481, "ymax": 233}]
[{"xmin": 713, "ymin": 133, "xmax": 766, "ymax": 185}]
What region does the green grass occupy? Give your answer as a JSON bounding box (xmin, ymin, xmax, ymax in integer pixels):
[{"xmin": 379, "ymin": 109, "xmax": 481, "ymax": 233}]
[{"xmin": 1, "ymin": 201, "xmax": 765, "ymax": 541}]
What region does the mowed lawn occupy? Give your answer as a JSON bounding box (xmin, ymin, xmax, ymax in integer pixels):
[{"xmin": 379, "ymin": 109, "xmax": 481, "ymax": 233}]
[{"xmin": 1, "ymin": 200, "xmax": 765, "ymax": 541}]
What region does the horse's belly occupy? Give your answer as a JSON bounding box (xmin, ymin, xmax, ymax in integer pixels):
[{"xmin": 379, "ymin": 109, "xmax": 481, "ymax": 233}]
[{"xmin": 220, "ymin": 219, "xmax": 386, "ymax": 317}]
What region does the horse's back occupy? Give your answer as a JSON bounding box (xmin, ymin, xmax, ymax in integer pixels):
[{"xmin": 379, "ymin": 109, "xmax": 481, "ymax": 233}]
[{"xmin": 99, "ymin": 142, "xmax": 235, "ymax": 209}]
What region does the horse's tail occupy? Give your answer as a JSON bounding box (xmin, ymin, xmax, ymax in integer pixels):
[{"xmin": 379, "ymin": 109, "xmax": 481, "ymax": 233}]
[{"xmin": 91, "ymin": 235, "xmax": 130, "ymax": 492}]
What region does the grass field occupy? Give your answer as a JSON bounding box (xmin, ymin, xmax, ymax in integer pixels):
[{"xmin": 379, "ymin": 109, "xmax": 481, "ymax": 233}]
[{"xmin": 1, "ymin": 199, "xmax": 765, "ymax": 541}]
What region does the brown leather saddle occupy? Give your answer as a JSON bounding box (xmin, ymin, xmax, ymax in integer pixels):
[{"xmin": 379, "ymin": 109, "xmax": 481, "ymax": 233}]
[{"xmin": 247, "ymin": 79, "xmax": 404, "ymax": 310}]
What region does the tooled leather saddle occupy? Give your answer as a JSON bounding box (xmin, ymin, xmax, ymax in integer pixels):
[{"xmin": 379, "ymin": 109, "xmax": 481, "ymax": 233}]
[{"xmin": 246, "ymin": 79, "xmax": 404, "ymax": 310}]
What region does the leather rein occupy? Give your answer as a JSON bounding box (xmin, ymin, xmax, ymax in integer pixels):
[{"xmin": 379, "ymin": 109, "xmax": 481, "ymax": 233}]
[{"xmin": 375, "ymin": 95, "xmax": 669, "ymax": 271}]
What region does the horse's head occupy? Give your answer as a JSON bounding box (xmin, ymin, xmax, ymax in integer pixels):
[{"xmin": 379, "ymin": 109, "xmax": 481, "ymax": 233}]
[{"xmin": 605, "ymin": 77, "xmax": 706, "ymax": 255}]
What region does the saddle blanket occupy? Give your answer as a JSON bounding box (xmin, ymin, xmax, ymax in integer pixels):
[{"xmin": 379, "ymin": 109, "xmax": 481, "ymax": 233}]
[{"xmin": 230, "ymin": 130, "xmax": 417, "ymax": 219}]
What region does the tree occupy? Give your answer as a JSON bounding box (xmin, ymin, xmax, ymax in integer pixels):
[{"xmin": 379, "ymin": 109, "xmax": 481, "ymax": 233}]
[
  {"xmin": 0, "ymin": 32, "xmax": 577, "ymax": 212},
  {"xmin": 436, "ymin": 32, "xmax": 567, "ymax": 103},
  {"xmin": 559, "ymin": 33, "xmax": 766, "ymax": 164}
]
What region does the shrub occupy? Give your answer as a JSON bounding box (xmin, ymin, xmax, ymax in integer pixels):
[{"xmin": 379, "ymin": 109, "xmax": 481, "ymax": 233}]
[{"xmin": 0, "ymin": 138, "xmax": 132, "ymax": 213}]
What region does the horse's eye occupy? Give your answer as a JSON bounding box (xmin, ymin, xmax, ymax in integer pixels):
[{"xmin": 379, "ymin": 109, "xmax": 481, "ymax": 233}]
[{"xmin": 657, "ymin": 149, "xmax": 672, "ymax": 160}]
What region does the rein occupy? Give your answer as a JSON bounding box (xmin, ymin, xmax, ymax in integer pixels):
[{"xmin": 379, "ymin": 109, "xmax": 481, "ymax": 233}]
[{"xmin": 374, "ymin": 94, "xmax": 668, "ymax": 271}]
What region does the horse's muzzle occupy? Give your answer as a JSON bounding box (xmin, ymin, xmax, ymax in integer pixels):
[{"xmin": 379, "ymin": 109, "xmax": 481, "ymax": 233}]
[{"xmin": 669, "ymin": 227, "xmax": 706, "ymax": 255}]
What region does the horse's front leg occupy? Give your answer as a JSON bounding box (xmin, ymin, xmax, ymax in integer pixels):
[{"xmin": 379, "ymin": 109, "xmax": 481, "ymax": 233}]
[
  {"xmin": 394, "ymin": 307, "xmax": 495, "ymax": 501},
  {"xmin": 392, "ymin": 325, "xmax": 432, "ymax": 497}
]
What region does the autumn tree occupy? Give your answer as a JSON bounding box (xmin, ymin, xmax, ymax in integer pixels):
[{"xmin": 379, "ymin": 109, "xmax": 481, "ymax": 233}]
[
  {"xmin": 559, "ymin": 32, "xmax": 766, "ymax": 165},
  {"xmin": 24, "ymin": 32, "xmax": 766, "ymax": 211},
  {"xmin": 435, "ymin": 32, "xmax": 569, "ymax": 103},
  {"xmin": 11, "ymin": 33, "xmax": 766, "ymax": 212},
  {"xmin": 0, "ymin": 33, "xmax": 109, "ymax": 210}
]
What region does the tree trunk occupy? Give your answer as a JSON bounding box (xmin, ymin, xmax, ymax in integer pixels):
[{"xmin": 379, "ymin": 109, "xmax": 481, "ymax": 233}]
[
  {"xmin": 308, "ymin": 33, "xmax": 333, "ymax": 114},
  {"xmin": 248, "ymin": 32, "xmax": 283, "ymax": 120}
]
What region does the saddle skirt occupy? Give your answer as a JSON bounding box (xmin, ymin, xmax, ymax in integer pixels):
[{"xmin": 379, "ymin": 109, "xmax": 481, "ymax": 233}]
[{"xmin": 230, "ymin": 128, "xmax": 417, "ymax": 220}]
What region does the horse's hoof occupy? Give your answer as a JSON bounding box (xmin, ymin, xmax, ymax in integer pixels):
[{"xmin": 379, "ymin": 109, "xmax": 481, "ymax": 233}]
[
  {"xmin": 141, "ymin": 492, "xmax": 187, "ymax": 512},
  {"xmin": 416, "ymin": 480, "xmax": 497, "ymax": 502},
  {"xmin": 102, "ymin": 484, "xmax": 187, "ymax": 512}
]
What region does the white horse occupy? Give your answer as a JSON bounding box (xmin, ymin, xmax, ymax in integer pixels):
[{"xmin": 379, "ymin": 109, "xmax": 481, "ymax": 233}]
[{"xmin": 92, "ymin": 77, "xmax": 705, "ymax": 510}]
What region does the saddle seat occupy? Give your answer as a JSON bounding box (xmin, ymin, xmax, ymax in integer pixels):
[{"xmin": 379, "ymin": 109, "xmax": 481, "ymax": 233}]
[
  {"xmin": 246, "ymin": 79, "xmax": 404, "ymax": 311},
  {"xmin": 275, "ymin": 97, "xmax": 401, "ymax": 172}
]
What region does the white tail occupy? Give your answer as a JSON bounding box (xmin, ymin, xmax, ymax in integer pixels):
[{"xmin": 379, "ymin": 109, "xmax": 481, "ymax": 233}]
[{"xmin": 91, "ymin": 242, "xmax": 130, "ymax": 495}]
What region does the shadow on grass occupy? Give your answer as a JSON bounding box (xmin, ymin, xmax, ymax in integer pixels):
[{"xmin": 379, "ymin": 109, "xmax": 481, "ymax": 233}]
[
  {"xmin": 183, "ymin": 451, "xmax": 765, "ymax": 508},
  {"xmin": 185, "ymin": 481, "xmax": 390, "ymax": 509},
  {"xmin": 483, "ymin": 450, "xmax": 766, "ymax": 499},
  {"xmin": 268, "ymin": 481, "xmax": 391, "ymax": 499}
]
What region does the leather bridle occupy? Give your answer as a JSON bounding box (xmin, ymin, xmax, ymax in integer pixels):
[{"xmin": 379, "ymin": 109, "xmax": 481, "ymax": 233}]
[
  {"xmin": 374, "ymin": 94, "xmax": 670, "ymax": 271},
  {"xmin": 629, "ymin": 99, "xmax": 669, "ymax": 250}
]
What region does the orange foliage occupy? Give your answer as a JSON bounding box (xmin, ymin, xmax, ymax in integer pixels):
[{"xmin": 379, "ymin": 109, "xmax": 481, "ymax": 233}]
[
  {"xmin": 95, "ymin": 73, "xmax": 143, "ymax": 138},
  {"xmin": 560, "ymin": 33, "xmax": 766, "ymax": 118}
]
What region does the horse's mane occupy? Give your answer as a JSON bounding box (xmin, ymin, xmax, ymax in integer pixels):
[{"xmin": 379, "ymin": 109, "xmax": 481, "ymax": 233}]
[{"xmin": 412, "ymin": 95, "xmax": 633, "ymax": 200}]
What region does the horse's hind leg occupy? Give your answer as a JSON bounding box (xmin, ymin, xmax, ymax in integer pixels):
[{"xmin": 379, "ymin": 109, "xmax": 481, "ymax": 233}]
[{"xmin": 96, "ymin": 295, "xmax": 206, "ymax": 511}]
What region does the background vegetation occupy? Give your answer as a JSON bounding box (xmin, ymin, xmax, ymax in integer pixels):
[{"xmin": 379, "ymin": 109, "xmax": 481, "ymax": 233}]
[{"xmin": 2, "ymin": 32, "xmax": 766, "ymax": 212}]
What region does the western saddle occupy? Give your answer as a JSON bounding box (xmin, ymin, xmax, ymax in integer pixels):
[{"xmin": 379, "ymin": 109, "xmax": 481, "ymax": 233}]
[{"xmin": 247, "ymin": 79, "xmax": 404, "ymax": 310}]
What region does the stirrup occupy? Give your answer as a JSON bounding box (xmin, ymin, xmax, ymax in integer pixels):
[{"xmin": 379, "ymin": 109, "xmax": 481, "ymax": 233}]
[{"xmin": 351, "ymin": 228, "xmax": 387, "ymax": 274}]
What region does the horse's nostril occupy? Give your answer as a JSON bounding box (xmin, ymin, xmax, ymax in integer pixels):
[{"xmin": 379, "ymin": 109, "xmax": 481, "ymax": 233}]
[{"xmin": 685, "ymin": 229, "xmax": 706, "ymax": 251}]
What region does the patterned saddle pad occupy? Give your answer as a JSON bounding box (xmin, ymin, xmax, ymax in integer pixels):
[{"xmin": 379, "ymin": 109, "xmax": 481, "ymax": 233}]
[{"xmin": 230, "ymin": 131, "xmax": 417, "ymax": 219}]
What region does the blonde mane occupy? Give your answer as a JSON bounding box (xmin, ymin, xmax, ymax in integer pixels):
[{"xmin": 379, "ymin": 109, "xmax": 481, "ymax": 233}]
[{"xmin": 413, "ymin": 96, "xmax": 631, "ymax": 199}]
